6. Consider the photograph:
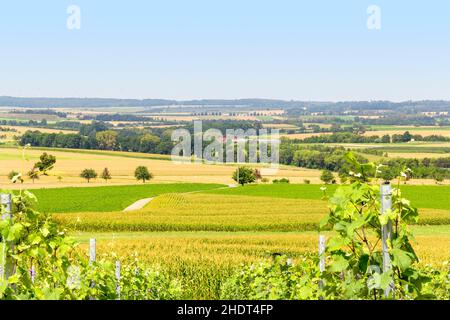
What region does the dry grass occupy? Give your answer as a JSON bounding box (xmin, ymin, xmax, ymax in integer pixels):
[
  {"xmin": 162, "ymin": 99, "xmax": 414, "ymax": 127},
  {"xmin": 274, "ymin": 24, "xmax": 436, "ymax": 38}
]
[
  {"xmin": 0, "ymin": 126, "xmax": 77, "ymax": 145},
  {"xmin": 262, "ymin": 123, "xmax": 299, "ymax": 130},
  {"xmin": 0, "ymin": 147, "xmax": 322, "ymax": 188},
  {"xmin": 386, "ymin": 152, "xmax": 449, "ymax": 159},
  {"xmin": 282, "ymin": 129, "xmax": 450, "ymax": 140},
  {"xmin": 363, "ymin": 130, "xmax": 450, "ymax": 138},
  {"xmin": 2, "ymin": 126, "xmax": 77, "ymax": 134},
  {"xmin": 0, "ymin": 112, "xmax": 61, "ymax": 121},
  {"xmin": 282, "ymin": 132, "xmax": 332, "ymax": 139}
]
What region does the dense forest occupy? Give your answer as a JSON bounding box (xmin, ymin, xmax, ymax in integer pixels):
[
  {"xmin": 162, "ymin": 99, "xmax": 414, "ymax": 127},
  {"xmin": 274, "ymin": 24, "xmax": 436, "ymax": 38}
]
[{"xmin": 19, "ymin": 120, "xmax": 263, "ymax": 155}]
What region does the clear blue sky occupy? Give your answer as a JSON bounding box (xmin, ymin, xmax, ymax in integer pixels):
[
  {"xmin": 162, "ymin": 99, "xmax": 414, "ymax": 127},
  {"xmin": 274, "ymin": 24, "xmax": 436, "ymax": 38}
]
[{"xmin": 1, "ymin": 0, "xmax": 449, "ymax": 101}]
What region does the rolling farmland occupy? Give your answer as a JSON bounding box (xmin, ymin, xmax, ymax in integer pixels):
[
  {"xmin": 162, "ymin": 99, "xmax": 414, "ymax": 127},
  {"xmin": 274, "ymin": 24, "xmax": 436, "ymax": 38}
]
[
  {"xmin": 46, "ymin": 182, "xmax": 450, "ymax": 299},
  {"xmin": 0, "ymin": 147, "xmax": 323, "ymax": 187},
  {"xmin": 1, "ymin": 127, "xmax": 449, "ymax": 299}
]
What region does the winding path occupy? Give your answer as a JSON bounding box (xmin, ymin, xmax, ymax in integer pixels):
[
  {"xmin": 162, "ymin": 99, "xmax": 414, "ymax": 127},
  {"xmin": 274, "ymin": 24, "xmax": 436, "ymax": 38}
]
[
  {"xmin": 122, "ymin": 184, "xmax": 238, "ymax": 212},
  {"xmin": 123, "ymin": 197, "xmax": 155, "ymax": 212}
]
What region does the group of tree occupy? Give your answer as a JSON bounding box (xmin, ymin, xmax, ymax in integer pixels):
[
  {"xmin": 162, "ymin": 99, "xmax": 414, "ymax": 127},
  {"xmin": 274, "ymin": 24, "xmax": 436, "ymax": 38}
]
[
  {"xmin": 20, "ymin": 123, "xmax": 174, "ymax": 154},
  {"xmin": 79, "ymin": 166, "xmax": 153, "ymax": 183},
  {"xmin": 0, "ymin": 119, "xmax": 83, "ymax": 131},
  {"xmin": 11, "ymin": 109, "xmax": 68, "ymax": 118},
  {"xmin": 19, "ymin": 120, "xmax": 266, "ymax": 156},
  {"xmin": 288, "ymin": 131, "xmax": 450, "ymax": 144},
  {"xmin": 280, "ymin": 142, "xmax": 450, "ymax": 183},
  {"xmin": 0, "ymin": 126, "xmax": 17, "ymax": 132},
  {"xmin": 7, "ymin": 152, "xmax": 56, "ymax": 184}
]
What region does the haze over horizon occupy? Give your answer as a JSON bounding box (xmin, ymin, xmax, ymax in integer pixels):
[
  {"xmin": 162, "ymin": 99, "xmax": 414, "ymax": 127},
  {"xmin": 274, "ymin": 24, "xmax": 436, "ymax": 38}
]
[
  {"xmin": 1, "ymin": 1, "xmax": 450, "ymax": 101},
  {"xmin": 2, "ymin": 95, "xmax": 450, "ymax": 104}
]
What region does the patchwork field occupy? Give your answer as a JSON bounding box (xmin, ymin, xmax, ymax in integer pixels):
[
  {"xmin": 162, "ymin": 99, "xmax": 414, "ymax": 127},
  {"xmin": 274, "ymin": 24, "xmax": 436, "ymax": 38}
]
[
  {"xmin": 0, "ymin": 112, "xmax": 61, "ymax": 121},
  {"xmin": 262, "ymin": 123, "xmax": 300, "ymax": 130},
  {"xmin": 33, "ymin": 183, "xmax": 224, "ymax": 213},
  {"xmin": 282, "ymin": 126, "xmax": 450, "ymax": 140},
  {"xmin": 1, "ymin": 146, "xmax": 449, "ymax": 299},
  {"xmin": 45, "ymin": 182, "xmax": 449, "ymax": 299},
  {"xmin": 0, "ymin": 126, "xmax": 77, "ymax": 146},
  {"xmin": 1, "ymin": 126, "xmax": 77, "ymax": 135},
  {"xmin": 55, "ymin": 192, "xmax": 450, "ymax": 234},
  {"xmin": 0, "ymin": 147, "xmax": 322, "ymax": 188}
]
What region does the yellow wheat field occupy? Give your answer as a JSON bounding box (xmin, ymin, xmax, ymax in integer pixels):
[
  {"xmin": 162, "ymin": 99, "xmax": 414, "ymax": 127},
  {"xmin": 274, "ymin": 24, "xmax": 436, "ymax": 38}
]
[
  {"xmin": 55, "ymin": 194, "xmax": 329, "ymax": 232},
  {"xmin": 0, "ymin": 147, "xmax": 322, "ymax": 188},
  {"xmin": 363, "ymin": 129, "xmax": 450, "ymax": 138},
  {"xmin": 55, "ymin": 193, "xmax": 450, "ymax": 232},
  {"xmin": 70, "ymin": 228, "xmax": 449, "ymax": 299},
  {"xmin": 74, "ymin": 230, "xmax": 449, "ymax": 269}
]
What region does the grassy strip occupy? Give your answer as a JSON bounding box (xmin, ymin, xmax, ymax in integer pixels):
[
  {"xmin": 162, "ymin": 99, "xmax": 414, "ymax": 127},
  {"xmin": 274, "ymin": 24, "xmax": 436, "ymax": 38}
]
[
  {"xmin": 205, "ymin": 184, "xmax": 450, "ymax": 211},
  {"xmin": 32, "ymin": 183, "xmax": 225, "ymax": 213},
  {"xmin": 372, "ymin": 146, "xmax": 450, "ymax": 154}
]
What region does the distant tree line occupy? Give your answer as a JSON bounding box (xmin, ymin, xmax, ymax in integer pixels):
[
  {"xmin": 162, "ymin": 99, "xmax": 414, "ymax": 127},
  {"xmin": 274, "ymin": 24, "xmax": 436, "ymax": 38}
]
[
  {"xmin": 20, "ymin": 129, "xmax": 173, "ymax": 155},
  {"xmin": 289, "ymin": 131, "xmax": 450, "ymax": 144},
  {"xmin": 0, "ymin": 126, "xmax": 17, "ymax": 132},
  {"xmin": 280, "ymin": 142, "xmax": 450, "ymax": 181},
  {"xmin": 376, "ymin": 157, "xmax": 450, "ymax": 181},
  {"xmin": 356, "ymin": 115, "xmax": 445, "ymax": 126},
  {"xmin": 19, "ymin": 120, "xmax": 263, "ymax": 156},
  {"xmin": 0, "ymin": 119, "xmax": 85, "ymax": 131},
  {"xmin": 184, "ymin": 120, "xmax": 262, "ymax": 132},
  {"xmin": 11, "ymin": 109, "xmax": 68, "ymax": 118},
  {"xmin": 280, "ymin": 144, "xmax": 366, "ymax": 172}
]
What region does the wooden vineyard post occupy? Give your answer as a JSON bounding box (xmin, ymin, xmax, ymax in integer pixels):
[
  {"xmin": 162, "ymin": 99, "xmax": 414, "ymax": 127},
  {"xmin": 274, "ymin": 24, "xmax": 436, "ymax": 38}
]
[
  {"xmin": 0, "ymin": 194, "xmax": 12, "ymax": 220},
  {"xmin": 115, "ymin": 260, "xmax": 121, "ymax": 300},
  {"xmin": 380, "ymin": 183, "xmax": 394, "ymax": 298},
  {"xmin": 30, "ymin": 266, "xmax": 36, "ymax": 283},
  {"xmin": 0, "ymin": 194, "xmax": 15, "ymax": 281},
  {"xmin": 318, "ymin": 235, "xmax": 326, "ymax": 290},
  {"xmin": 89, "ymin": 238, "xmax": 96, "ymax": 265},
  {"xmin": 89, "ymin": 238, "xmax": 96, "ymax": 299}
]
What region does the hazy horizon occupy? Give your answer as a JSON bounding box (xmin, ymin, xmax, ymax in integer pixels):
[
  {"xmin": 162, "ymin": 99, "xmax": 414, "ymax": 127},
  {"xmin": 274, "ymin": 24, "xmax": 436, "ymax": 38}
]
[{"xmin": 2, "ymin": 95, "xmax": 450, "ymax": 104}]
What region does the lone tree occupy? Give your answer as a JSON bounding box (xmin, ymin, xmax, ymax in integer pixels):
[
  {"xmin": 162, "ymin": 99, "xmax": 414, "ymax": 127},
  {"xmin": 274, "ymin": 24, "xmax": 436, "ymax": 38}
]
[
  {"xmin": 232, "ymin": 166, "xmax": 256, "ymax": 186},
  {"xmin": 135, "ymin": 166, "xmax": 153, "ymax": 183},
  {"xmin": 34, "ymin": 152, "xmax": 56, "ymax": 175},
  {"xmin": 80, "ymin": 168, "xmax": 98, "ymax": 183},
  {"xmin": 320, "ymin": 170, "xmax": 335, "ymax": 184},
  {"xmin": 27, "ymin": 168, "xmax": 40, "ymax": 183},
  {"xmin": 101, "ymin": 167, "xmax": 112, "ymax": 182}
]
